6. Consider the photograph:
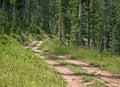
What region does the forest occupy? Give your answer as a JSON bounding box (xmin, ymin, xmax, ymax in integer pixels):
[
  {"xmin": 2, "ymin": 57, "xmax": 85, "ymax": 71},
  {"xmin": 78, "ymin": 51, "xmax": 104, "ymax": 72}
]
[
  {"xmin": 0, "ymin": 0, "xmax": 120, "ymax": 54},
  {"xmin": 0, "ymin": 0, "xmax": 120, "ymax": 87}
]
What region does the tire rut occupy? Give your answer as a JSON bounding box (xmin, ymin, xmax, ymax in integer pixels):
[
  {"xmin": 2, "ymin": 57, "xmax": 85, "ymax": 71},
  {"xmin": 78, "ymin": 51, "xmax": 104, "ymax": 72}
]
[{"xmin": 27, "ymin": 41, "xmax": 84, "ymax": 87}]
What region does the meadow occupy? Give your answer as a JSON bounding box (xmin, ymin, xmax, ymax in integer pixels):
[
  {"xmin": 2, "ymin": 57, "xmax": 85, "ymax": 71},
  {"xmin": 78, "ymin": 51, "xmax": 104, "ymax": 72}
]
[{"xmin": 0, "ymin": 35, "xmax": 65, "ymax": 87}]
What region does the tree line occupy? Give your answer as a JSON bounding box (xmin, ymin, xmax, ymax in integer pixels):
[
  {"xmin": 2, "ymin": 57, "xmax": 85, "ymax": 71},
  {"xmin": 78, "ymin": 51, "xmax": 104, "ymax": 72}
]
[{"xmin": 0, "ymin": 0, "xmax": 120, "ymax": 54}]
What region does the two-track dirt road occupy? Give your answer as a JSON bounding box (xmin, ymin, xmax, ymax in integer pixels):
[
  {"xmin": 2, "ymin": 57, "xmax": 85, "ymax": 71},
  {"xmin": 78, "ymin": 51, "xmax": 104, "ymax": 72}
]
[{"xmin": 26, "ymin": 41, "xmax": 120, "ymax": 87}]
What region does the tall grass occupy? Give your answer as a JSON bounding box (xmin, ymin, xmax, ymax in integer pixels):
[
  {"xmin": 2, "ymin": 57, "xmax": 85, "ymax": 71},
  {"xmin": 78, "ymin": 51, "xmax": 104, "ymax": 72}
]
[
  {"xmin": 40, "ymin": 38, "xmax": 120, "ymax": 74},
  {"xmin": 0, "ymin": 35, "xmax": 65, "ymax": 87}
]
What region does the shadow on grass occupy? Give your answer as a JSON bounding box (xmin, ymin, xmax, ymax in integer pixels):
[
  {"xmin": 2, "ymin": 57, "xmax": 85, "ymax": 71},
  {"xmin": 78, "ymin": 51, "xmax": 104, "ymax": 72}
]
[
  {"xmin": 44, "ymin": 53, "xmax": 120, "ymax": 80},
  {"xmin": 57, "ymin": 71, "xmax": 96, "ymax": 77},
  {"xmin": 53, "ymin": 62, "xmax": 120, "ymax": 80}
]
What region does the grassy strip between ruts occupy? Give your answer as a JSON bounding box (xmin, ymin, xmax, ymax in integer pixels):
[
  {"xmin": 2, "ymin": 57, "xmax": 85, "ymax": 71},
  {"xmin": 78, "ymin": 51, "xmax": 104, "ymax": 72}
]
[
  {"xmin": 41, "ymin": 53, "xmax": 107, "ymax": 87},
  {"xmin": 0, "ymin": 35, "xmax": 66, "ymax": 87},
  {"xmin": 40, "ymin": 38, "xmax": 120, "ymax": 74}
]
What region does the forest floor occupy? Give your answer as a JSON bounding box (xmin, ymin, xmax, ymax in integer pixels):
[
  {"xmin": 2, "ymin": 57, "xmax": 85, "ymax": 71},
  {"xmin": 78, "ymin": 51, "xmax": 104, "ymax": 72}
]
[{"xmin": 26, "ymin": 41, "xmax": 120, "ymax": 87}]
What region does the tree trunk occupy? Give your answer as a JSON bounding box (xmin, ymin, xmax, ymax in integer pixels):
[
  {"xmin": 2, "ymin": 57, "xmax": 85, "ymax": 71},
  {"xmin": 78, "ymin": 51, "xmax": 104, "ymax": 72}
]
[
  {"xmin": 12, "ymin": 5, "xmax": 16, "ymax": 28},
  {"xmin": 2, "ymin": 0, "xmax": 5, "ymax": 14},
  {"xmin": 58, "ymin": 12, "xmax": 62, "ymax": 41},
  {"xmin": 33, "ymin": 0, "xmax": 39, "ymax": 25},
  {"xmin": 24, "ymin": 0, "xmax": 30, "ymax": 24},
  {"xmin": 98, "ymin": 32, "xmax": 104, "ymax": 53},
  {"xmin": 51, "ymin": 0, "xmax": 56, "ymax": 33},
  {"xmin": 92, "ymin": 30, "xmax": 95, "ymax": 49},
  {"xmin": 88, "ymin": 0, "xmax": 91, "ymax": 48},
  {"xmin": 77, "ymin": 0, "xmax": 83, "ymax": 46}
]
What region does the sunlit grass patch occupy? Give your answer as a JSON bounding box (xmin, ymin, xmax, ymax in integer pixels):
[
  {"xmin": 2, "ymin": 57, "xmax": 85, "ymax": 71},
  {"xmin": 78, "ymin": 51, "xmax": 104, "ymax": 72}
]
[
  {"xmin": 0, "ymin": 36, "xmax": 66, "ymax": 87},
  {"xmin": 91, "ymin": 81, "xmax": 107, "ymax": 87}
]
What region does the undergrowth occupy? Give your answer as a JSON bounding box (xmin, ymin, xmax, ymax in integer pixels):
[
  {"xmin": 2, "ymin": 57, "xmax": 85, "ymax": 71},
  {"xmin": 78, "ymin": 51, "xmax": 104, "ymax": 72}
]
[{"xmin": 14, "ymin": 26, "xmax": 48, "ymax": 45}]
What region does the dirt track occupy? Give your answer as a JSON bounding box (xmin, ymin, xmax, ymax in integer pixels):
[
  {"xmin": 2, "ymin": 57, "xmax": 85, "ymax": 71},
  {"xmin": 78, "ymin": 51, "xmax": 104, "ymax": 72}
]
[{"xmin": 26, "ymin": 41, "xmax": 120, "ymax": 87}]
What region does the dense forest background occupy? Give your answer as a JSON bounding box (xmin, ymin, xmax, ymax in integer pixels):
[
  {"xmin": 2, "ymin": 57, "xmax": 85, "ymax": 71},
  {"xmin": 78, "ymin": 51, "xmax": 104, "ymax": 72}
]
[{"xmin": 0, "ymin": 0, "xmax": 120, "ymax": 54}]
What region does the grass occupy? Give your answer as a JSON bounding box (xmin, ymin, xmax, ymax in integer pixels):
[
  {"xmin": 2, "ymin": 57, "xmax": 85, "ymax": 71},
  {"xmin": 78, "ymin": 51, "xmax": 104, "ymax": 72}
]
[
  {"xmin": 42, "ymin": 53, "xmax": 107, "ymax": 87},
  {"xmin": 91, "ymin": 81, "xmax": 107, "ymax": 87},
  {"xmin": 82, "ymin": 76, "xmax": 93, "ymax": 83},
  {"xmin": 0, "ymin": 35, "xmax": 66, "ymax": 87},
  {"xmin": 40, "ymin": 38, "xmax": 120, "ymax": 74}
]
